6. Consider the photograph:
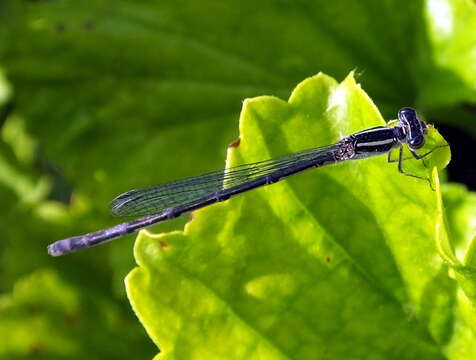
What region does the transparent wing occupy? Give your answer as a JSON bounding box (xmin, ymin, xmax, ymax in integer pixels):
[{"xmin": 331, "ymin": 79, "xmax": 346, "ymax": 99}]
[{"xmin": 110, "ymin": 144, "xmax": 337, "ymax": 217}]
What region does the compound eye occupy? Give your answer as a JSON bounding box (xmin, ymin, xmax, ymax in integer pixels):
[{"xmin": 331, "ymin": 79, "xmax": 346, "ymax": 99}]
[
  {"xmin": 409, "ymin": 135, "xmax": 425, "ymax": 149},
  {"xmin": 398, "ymin": 107, "xmax": 416, "ymax": 122}
]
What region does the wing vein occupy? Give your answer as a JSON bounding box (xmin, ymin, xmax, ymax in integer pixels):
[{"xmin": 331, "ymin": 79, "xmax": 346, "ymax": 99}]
[{"xmin": 110, "ymin": 144, "xmax": 338, "ymax": 217}]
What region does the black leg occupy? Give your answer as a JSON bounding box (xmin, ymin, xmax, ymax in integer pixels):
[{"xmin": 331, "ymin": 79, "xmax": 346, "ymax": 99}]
[
  {"xmin": 396, "ymin": 145, "xmax": 435, "ymax": 190},
  {"xmin": 410, "ymin": 143, "xmax": 449, "ymax": 160},
  {"xmin": 388, "ymin": 149, "xmax": 412, "ymax": 163},
  {"xmin": 410, "ymin": 143, "xmax": 449, "ymax": 169},
  {"xmin": 387, "ymin": 150, "xmax": 394, "ymax": 163}
]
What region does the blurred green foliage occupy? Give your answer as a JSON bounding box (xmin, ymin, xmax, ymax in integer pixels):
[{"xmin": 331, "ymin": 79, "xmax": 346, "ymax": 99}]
[{"xmin": 0, "ymin": 0, "xmax": 475, "ymax": 359}]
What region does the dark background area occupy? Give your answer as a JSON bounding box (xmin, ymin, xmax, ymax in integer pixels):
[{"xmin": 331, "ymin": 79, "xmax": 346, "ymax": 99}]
[{"xmin": 439, "ymin": 116, "xmax": 476, "ymax": 190}]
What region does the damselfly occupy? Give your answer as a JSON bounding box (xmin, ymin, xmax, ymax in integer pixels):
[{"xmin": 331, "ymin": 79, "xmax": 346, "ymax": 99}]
[{"xmin": 48, "ymin": 108, "xmax": 445, "ymax": 256}]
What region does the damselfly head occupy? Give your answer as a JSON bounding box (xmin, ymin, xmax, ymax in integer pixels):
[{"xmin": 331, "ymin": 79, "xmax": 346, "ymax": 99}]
[{"xmin": 398, "ymin": 107, "xmax": 427, "ymax": 149}]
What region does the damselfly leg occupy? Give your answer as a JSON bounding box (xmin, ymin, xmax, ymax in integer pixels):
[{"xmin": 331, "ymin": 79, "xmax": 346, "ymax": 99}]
[{"xmin": 388, "ymin": 143, "xmax": 449, "ymax": 190}]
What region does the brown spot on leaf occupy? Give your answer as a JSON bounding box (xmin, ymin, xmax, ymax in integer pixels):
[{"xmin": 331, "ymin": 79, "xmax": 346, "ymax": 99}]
[
  {"xmin": 228, "ymin": 137, "xmax": 241, "ymax": 148},
  {"xmin": 326, "ymin": 256, "xmax": 331, "ymax": 263},
  {"xmin": 159, "ymin": 241, "xmax": 169, "ymax": 248}
]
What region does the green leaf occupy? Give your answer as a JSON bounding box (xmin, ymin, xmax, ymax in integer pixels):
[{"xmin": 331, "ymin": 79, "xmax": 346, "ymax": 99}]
[
  {"xmin": 0, "ymin": 78, "xmax": 155, "ymax": 359},
  {"xmin": 441, "ymin": 183, "xmax": 476, "ymax": 251},
  {"xmin": 433, "ymin": 182, "xmax": 476, "ymax": 360},
  {"xmin": 419, "ymin": 0, "xmax": 476, "ymax": 108},
  {"xmin": 0, "ymin": 268, "xmax": 155, "ymax": 359},
  {"xmin": 436, "ymin": 181, "xmax": 476, "ymax": 309},
  {"xmin": 126, "ymin": 73, "xmax": 463, "ymax": 359}
]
